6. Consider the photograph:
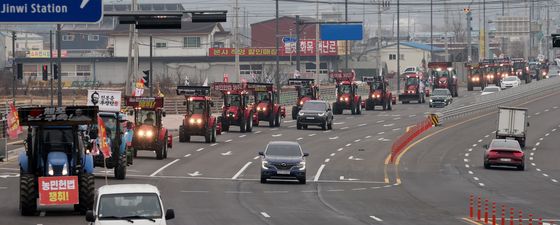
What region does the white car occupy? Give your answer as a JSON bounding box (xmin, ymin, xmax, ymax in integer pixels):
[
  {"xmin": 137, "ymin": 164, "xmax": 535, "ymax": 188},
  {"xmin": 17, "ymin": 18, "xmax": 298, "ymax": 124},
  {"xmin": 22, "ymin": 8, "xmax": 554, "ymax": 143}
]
[
  {"xmin": 500, "ymin": 76, "xmax": 521, "ymax": 89},
  {"xmin": 481, "ymin": 85, "xmax": 501, "ymax": 96},
  {"xmin": 86, "ymin": 184, "xmax": 175, "ymax": 225}
]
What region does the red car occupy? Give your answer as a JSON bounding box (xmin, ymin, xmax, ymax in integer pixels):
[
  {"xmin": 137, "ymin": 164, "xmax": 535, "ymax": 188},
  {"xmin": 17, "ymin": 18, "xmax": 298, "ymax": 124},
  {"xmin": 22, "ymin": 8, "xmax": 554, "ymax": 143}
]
[{"xmin": 484, "ymin": 139, "xmax": 525, "ymax": 170}]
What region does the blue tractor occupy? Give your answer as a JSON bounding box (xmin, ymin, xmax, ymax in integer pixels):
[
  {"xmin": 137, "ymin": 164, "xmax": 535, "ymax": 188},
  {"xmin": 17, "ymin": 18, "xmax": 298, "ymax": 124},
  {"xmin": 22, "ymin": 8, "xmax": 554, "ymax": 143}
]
[
  {"xmin": 17, "ymin": 106, "xmax": 98, "ymax": 216},
  {"xmin": 91, "ymin": 112, "xmax": 134, "ymax": 179}
]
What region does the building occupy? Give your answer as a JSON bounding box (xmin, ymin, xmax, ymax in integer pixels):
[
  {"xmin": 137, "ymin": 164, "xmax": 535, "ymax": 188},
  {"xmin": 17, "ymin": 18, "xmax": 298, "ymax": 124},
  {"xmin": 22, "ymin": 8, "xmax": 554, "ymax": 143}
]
[
  {"xmin": 251, "ymin": 16, "xmax": 317, "ymax": 48},
  {"xmin": 372, "ymin": 42, "xmax": 444, "ymax": 74}
]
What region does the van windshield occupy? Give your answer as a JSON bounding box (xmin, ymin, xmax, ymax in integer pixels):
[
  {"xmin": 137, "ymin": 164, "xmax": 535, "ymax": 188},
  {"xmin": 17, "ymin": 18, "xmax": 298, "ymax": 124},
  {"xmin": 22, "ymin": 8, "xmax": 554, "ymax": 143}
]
[{"xmin": 98, "ymin": 193, "xmax": 162, "ymax": 220}]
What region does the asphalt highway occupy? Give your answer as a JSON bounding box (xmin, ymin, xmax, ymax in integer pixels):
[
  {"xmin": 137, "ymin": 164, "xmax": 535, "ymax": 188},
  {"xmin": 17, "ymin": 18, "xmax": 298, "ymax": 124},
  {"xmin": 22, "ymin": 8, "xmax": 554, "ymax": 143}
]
[{"xmin": 2, "ymin": 83, "xmax": 559, "ymax": 225}]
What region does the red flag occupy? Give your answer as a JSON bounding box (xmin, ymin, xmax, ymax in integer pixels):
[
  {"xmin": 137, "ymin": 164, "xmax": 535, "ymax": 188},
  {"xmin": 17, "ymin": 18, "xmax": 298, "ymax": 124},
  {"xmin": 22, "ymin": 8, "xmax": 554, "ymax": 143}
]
[
  {"xmin": 97, "ymin": 116, "xmax": 111, "ymax": 159},
  {"xmin": 6, "ymin": 101, "xmax": 22, "ymax": 139}
]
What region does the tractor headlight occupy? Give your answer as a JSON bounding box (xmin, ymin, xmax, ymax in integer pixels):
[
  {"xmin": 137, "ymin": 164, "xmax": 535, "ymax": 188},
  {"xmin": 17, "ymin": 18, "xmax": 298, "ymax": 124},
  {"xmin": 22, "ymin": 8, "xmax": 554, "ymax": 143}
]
[
  {"xmin": 261, "ymin": 160, "xmax": 269, "ymax": 169},
  {"xmin": 298, "ymin": 161, "xmax": 306, "ymax": 170},
  {"xmin": 299, "ymin": 100, "xmax": 304, "ymax": 105},
  {"xmin": 146, "ymin": 130, "xmax": 154, "ymax": 137},
  {"xmin": 138, "ymin": 130, "xmax": 145, "ymax": 137},
  {"xmin": 48, "ymin": 164, "xmax": 54, "ymax": 176},
  {"xmin": 429, "ymin": 99, "xmax": 433, "ymax": 102},
  {"xmin": 345, "ymin": 97, "xmax": 349, "ymax": 101},
  {"xmin": 62, "ymin": 163, "xmax": 68, "ymax": 176},
  {"xmin": 339, "ymin": 97, "xmax": 344, "ymax": 101}
]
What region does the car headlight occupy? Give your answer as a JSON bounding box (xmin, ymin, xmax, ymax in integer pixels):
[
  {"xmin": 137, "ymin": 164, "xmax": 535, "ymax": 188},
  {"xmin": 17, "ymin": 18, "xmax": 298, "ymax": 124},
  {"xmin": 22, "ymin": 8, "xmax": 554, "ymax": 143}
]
[
  {"xmin": 138, "ymin": 130, "xmax": 145, "ymax": 137},
  {"xmin": 299, "ymin": 100, "xmax": 304, "ymax": 105},
  {"xmin": 345, "ymin": 97, "xmax": 349, "ymax": 101},
  {"xmin": 298, "ymin": 112, "xmax": 305, "ymax": 116},
  {"xmin": 261, "ymin": 160, "xmax": 269, "ymax": 169},
  {"xmin": 146, "ymin": 130, "xmax": 153, "ymax": 137},
  {"xmin": 318, "ymin": 112, "xmax": 325, "ymax": 117},
  {"xmin": 429, "ymin": 99, "xmax": 433, "ymax": 102},
  {"xmin": 298, "ymin": 161, "xmax": 306, "ymax": 170},
  {"xmin": 48, "ymin": 164, "xmax": 54, "ymax": 176},
  {"xmin": 62, "ymin": 163, "xmax": 68, "ymax": 176},
  {"xmin": 339, "ymin": 97, "xmax": 344, "ymax": 101}
]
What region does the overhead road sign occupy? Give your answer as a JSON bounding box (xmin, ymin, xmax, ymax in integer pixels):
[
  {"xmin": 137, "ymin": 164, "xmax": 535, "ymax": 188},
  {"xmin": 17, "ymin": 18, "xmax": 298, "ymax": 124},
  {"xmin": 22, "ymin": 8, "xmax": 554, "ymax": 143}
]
[
  {"xmin": 0, "ymin": 0, "xmax": 103, "ymax": 23},
  {"xmin": 282, "ymin": 37, "xmax": 297, "ymax": 43},
  {"xmin": 320, "ymin": 24, "xmax": 363, "ymax": 41}
]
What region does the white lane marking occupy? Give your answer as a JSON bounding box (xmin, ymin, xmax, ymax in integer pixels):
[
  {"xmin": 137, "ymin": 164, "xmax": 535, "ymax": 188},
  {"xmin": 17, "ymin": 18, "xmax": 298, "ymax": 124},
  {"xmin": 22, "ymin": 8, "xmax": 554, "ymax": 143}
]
[
  {"xmin": 378, "ymin": 138, "xmax": 391, "ymax": 142},
  {"xmin": 478, "ymin": 139, "xmax": 483, "ymax": 143},
  {"xmin": 337, "ymin": 148, "xmax": 344, "ymax": 152},
  {"xmin": 370, "ymin": 216, "xmax": 383, "ymax": 222},
  {"xmin": 333, "ymin": 122, "xmax": 345, "ymax": 125},
  {"xmin": 272, "ymin": 134, "xmax": 283, "ymax": 137},
  {"xmin": 465, "ymin": 153, "xmax": 470, "ymax": 157},
  {"xmin": 535, "ymin": 112, "xmax": 541, "ymax": 115},
  {"xmin": 528, "ymin": 116, "xmax": 532, "ymax": 118},
  {"xmin": 485, "ymin": 135, "xmax": 490, "ymax": 138},
  {"xmin": 253, "ymin": 156, "xmax": 260, "ymax": 160},
  {"xmin": 365, "ymin": 135, "xmax": 372, "ymax": 139},
  {"xmin": 377, "ymin": 120, "xmax": 385, "ymax": 123},
  {"xmin": 330, "ymin": 153, "xmax": 336, "ymax": 157},
  {"xmin": 224, "ymin": 191, "xmax": 252, "ymax": 194},
  {"xmin": 284, "ymin": 120, "xmax": 294, "ymax": 123},
  {"xmin": 0, "ymin": 187, "xmax": 7, "ymax": 190},
  {"xmin": 297, "ymin": 137, "xmax": 304, "ymax": 141},
  {"xmin": 532, "ymin": 147, "xmax": 537, "ymax": 151},
  {"xmin": 378, "ymin": 132, "xmax": 385, "ymax": 135},
  {"xmin": 260, "ymin": 212, "xmax": 271, "ymax": 218},
  {"xmin": 358, "ymin": 123, "xmax": 367, "ymax": 127},
  {"xmin": 329, "ymin": 136, "xmax": 339, "ymax": 140},
  {"xmin": 539, "ymin": 137, "xmax": 544, "ymax": 140},
  {"xmin": 545, "ymin": 109, "xmax": 550, "ymax": 112},
  {"xmin": 543, "ymin": 174, "xmax": 549, "ymax": 177},
  {"xmin": 545, "ymin": 133, "xmax": 550, "ymax": 136},
  {"xmin": 464, "ymin": 159, "xmax": 469, "ymax": 162},
  {"xmin": 529, "ymin": 157, "xmax": 534, "ymax": 161},
  {"xmin": 239, "ymin": 135, "xmax": 246, "ymax": 138},
  {"xmin": 392, "ymin": 128, "xmax": 401, "ymax": 131},
  {"xmin": 409, "ymin": 114, "xmax": 416, "ymax": 117},
  {"xmin": 393, "ymin": 117, "xmax": 401, "ymax": 120},
  {"xmin": 479, "ymin": 183, "xmax": 485, "ymax": 187},
  {"xmin": 232, "ymin": 162, "xmax": 253, "ymax": 180},
  {"xmin": 231, "ymin": 162, "xmax": 253, "ymax": 180},
  {"xmin": 340, "ymin": 127, "xmax": 349, "ymax": 130},
  {"xmin": 196, "ymin": 148, "xmax": 204, "ymax": 152},
  {"xmin": 348, "ymin": 156, "xmax": 363, "ymax": 161},
  {"xmin": 531, "ymin": 163, "xmax": 536, "ymax": 166},
  {"xmin": 221, "ymin": 151, "xmax": 232, "ymax": 156},
  {"xmin": 352, "ymin": 188, "xmax": 367, "ymax": 191},
  {"xmin": 465, "ymin": 164, "xmax": 470, "ymax": 168},
  {"xmin": 536, "ymin": 142, "xmax": 540, "ymax": 146},
  {"xmin": 180, "ymin": 190, "xmax": 209, "ymax": 193},
  {"xmin": 271, "ymin": 128, "xmax": 279, "ymax": 131},
  {"xmin": 184, "ymin": 154, "xmax": 191, "ymax": 158},
  {"xmin": 339, "ymin": 176, "xmax": 344, "ymax": 180},
  {"xmin": 327, "ymin": 189, "xmax": 344, "ymax": 192},
  {"xmin": 150, "ymin": 159, "xmax": 180, "ymax": 177},
  {"xmin": 346, "ymin": 143, "xmax": 352, "ymax": 147},
  {"xmin": 468, "ymin": 148, "xmax": 473, "ymax": 152},
  {"xmin": 468, "ymin": 171, "xmax": 474, "ymax": 175},
  {"xmin": 553, "ymin": 129, "xmax": 557, "ymax": 132},
  {"xmin": 354, "ymin": 139, "xmax": 361, "ymax": 142},
  {"xmin": 536, "ymin": 168, "xmax": 542, "ymax": 172},
  {"xmin": 225, "ymin": 139, "xmax": 232, "ymax": 143},
  {"xmin": 383, "ymin": 123, "xmax": 395, "ymax": 127},
  {"xmin": 187, "ymin": 171, "xmax": 202, "ymax": 177},
  {"xmin": 324, "ymin": 158, "xmax": 330, "ymax": 163},
  {"xmin": 473, "ymin": 177, "xmax": 479, "ymax": 181},
  {"xmin": 530, "ymin": 152, "xmax": 535, "ymax": 156},
  {"xmin": 323, "ymin": 130, "xmax": 332, "ymax": 133},
  {"xmin": 210, "ymin": 143, "xmax": 218, "ymax": 147},
  {"xmin": 308, "ymin": 133, "xmax": 316, "ymax": 137},
  {"xmin": 552, "ymin": 179, "xmax": 558, "ymax": 183},
  {"xmin": 472, "ymin": 144, "xmax": 477, "ymax": 147},
  {"xmin": 264, "ymin": 191, "xmax": 289, "ymax": 193},
  {"xmin": 313, "ymin": 164, "xmax": 326, "ymax": 182},
  {"xmin": 255, "ymin": 131, "xmax": 262, "ymax": 134}
]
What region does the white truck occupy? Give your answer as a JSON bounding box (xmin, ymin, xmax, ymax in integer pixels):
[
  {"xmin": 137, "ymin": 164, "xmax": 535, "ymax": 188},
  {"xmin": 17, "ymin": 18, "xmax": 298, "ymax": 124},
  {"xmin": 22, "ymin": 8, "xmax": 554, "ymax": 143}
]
[
  {"xmin": 496, "ymin": 106, "xmax": 529, "ymax": 148},
  {"xmin": 86, "ymin": 184, "xmax": 175, "ymax": 225}
]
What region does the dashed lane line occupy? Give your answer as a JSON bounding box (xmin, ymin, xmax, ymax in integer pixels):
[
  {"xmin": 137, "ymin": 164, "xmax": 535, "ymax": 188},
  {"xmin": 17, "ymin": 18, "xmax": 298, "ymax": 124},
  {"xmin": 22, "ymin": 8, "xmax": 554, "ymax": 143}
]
[
  {"xmin": 210, "ymin": 143, "xmax": 218, "ymax": 147},
  {"xmin": 253, "ymin": 156, "xmax": 260, "ymax": 160},
  {"xmin": 260, "ymin": 212, "xmax": 271, "ymax": 218},
  {"xmin": 324, "ymin": 158, "xmax": 330, "ymax": 163},
  {"xmin": 196, "ymin": 148, "xmax": 204, "ymax": 152},
  {"xmin": 313, "ymin": 164, "xmax": 326, "ymax": 182},
  {"xmin": 370, "ymin": 216, "xmax": 383, "ymax": 222},
  {"xmin": 225, "ymin": 139, "xmax": 232, "ymax": 143},
  {"xmin": 150, "ymin": 159, "xmax": 180, "ymax": 177},
  {"xmin": 184, "ymin": 154, "xmax": 191, "ymax": 158},
  {"xmin": 232, "ymin": 162, "xmax": 253, "ymax": 180}
]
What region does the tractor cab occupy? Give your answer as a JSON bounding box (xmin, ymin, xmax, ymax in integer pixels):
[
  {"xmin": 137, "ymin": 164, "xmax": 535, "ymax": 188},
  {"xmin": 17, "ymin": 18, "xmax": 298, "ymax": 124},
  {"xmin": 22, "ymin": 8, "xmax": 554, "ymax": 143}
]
[
  {"xmin": 125, "ymin": 97, "xmax": 171, "ymax": 160},
  {"xmin": 496, "ymin": 59, "xmax": 513, "ymax": 80},
  {"xmin": 177, "ymin": 86, "xmax": 220, "ymax": 143},
  {"xmin": 212, "ymin": 82, "xmax": 257, "ymax": 133},
  {"xmin": 92, "ymin": 111, "xmax": 133, "ymax": 179},
  {"xmin": 512, "ymin": 58, "xmax": 531, "ymax": 83},
  {"xmin": 330, "ymin": 71, "xmax": 362, "ymax": 115},
  {"xmin": 466, "ymin": 63, "xmax": 484, "ymax": 91},
  {"xmin": 17, "ymin": 106, "xmax": 98, "ymax": 215},
  {"xmin": 288, "ymin": 78, "xmax": 319, "ymax": 119},
  {"xmin": 363, "ymin": 76, "xmax": 394, "ymax": 110},
  {"xmin": 429, "ymin": 62, "xmax": 458, "ymax": 97},
  {"xmin": 480, "ymin": 59, "xmax": 499, "ymax": 86},
  {"xmin": 247, "ymin": 82, "xmax": 285, "ymax": 127}
]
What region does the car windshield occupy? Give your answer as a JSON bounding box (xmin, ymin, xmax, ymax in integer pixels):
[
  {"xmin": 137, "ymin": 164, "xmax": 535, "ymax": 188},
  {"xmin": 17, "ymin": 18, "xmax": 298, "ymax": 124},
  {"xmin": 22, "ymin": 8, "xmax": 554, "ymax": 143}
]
[
  {"xmin": 42, "ymin": 128, "xmax": 74, "ymax": 152},
  {"xmin": 265, "ymin": 143, "xmax": 302, "ymax": 157},
  {"xmin": 338, "ymin": 85, "xmax": 351, "ymax": 94},
  {"xmin": 226, "ymin": 94, "xmax": 242, "ymax": 107},
  {"xmin": 432, "ymin": 89, "xmax": 449, "ymax": 96},
  {"xmin": 136, "ymin": 110, "xmax": 156, "ymax": 126},
  {"xmin": 484, "ymin": 87, "xmax": 500, "ymax": 93},
  {"xmin": 256, "ymin": 92, "xmax": 271, "ymax": 102},
  {"xmin": 405, "ymin": 78, "xmax": 418, "ymax": 86},
  {"xmin": 470, "ymin": 68, "xmax": 481, "ymax": 74},
  {"xmin": 503, "ymin": 76, "xmax": 517, "ymax": 81},
  {"xmin": 188, "ymin": 100, "xmax": 206, "ymax": 114},
  {"xmin": 490, "ymin": 140, "xmax": 521, "ymax": 149},
  {"xmin": 302, "ymin": 102, "xmax": 327, "ymax": 111},
  {"xmin": 513, "ymin": 62, "xmax": 525, "ymax": 69},
  {"xmin": 298, "ymin": 86, "xmax": 313, "ymax": 97},
  {"xmin": 98, "ymin": 193, "xmax": 162, "ymax": 219}
]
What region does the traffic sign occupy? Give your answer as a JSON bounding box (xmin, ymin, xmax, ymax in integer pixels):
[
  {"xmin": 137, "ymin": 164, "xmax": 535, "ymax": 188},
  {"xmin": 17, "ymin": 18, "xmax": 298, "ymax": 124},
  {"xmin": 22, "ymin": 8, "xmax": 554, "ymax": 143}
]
[
  {"xmin": 0, "ymin": 0, "xmax": 103, "ymax": 23},
  {"xmin": 282, "ymin": 36, "xmax": 297, "ymax": 43}
]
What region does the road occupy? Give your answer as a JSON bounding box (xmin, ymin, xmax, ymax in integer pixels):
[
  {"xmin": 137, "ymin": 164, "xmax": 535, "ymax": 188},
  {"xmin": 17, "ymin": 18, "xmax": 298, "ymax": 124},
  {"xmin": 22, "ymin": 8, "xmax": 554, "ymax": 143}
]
[{"xmin": 1, "ymin": 79, "xmax": 559, "ymax": 225}]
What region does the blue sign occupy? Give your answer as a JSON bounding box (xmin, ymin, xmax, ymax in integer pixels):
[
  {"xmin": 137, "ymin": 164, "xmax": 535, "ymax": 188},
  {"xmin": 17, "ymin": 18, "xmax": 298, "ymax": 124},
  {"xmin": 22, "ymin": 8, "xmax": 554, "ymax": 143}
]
[
  {"xmin": 282, "ymin": 36, "xmax": 297, "ymax": 43},
  {"xmin": 320, "ymin": 24, "xmax": 363, "ymax": 41},
  {"xmin": 0, "ymin": 0, "xmax": 103, "ymax": 23}
]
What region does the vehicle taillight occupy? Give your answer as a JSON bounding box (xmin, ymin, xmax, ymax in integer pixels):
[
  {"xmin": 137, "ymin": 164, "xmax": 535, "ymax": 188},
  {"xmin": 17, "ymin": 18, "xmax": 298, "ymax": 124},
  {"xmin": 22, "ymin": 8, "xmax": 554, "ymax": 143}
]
[
  {"xmin": 488, "ymin": 150, "xmax": 499, "ymax": 157},
  {"xmin": 513, "ymin": 151, "xmax": 524, "ymax": 158}
]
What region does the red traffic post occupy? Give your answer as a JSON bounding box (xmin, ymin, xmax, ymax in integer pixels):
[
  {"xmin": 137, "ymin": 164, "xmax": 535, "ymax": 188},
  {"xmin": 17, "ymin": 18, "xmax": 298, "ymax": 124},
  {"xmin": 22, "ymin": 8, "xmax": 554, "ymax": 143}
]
[
  {"xmin": 478, "ymin": 196, "xmax": 482, "ymax": 221},
  {"xmin": 510, "ymin": 208, "xmax": 515, "ymax": 225},
  {"xmin": 519, "ymin": 210, "xmax": 523, "ymax": 225},
  {"xmin": 492, "ymin": 202, "xmax": 497, "ymax": 225},
  {"xmin": 538, "ymin": 218, "xmax": 542, "ymax": 225},
  {"xmin": 485, "ymin": 199, "xmax": 489, "ymax": 224},
  {"xmin": 501, "ymin": 205, "xmax": 506, "ymax": 225},
  {"xmin": 470, "ymin": 194, "xmax": 474, "ymax": 219},
  {"xmin": 528, "ymin": 214, "xmax": 533, "ymax": 225}
]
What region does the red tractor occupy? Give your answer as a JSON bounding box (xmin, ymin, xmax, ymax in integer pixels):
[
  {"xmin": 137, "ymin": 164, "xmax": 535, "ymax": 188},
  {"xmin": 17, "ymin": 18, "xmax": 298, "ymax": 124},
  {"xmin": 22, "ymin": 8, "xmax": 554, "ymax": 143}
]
[
  {"xmin": 330, "ymin": 71, "xmax": 362, "ymax": 115},
  {"xmin": 362, "ymin": 76, "xmax": 394, "ymax": 110},
  {"xmin": 429, "ymin": 62, "xmax": 459, "ymax": 97},
  {"xmin": 399, "ymin": 72, "xmax": 427, "ymax": 104},
  {"xmin": 126, "ymin": 96, "xmax": 172, "ymax": 160},
  {"xmin": 496, "ymin": 59, "xmax": 514, "ymax": 81},
  {"xmin": 480, "ymin": 59, "xmax": 500, "ymax": 86},
  {"xmin": 288, "ymin": 78, "xmax": 319, "ymax": 120},
  {"xmin": 177, "ymin": 86, "xmax": 220, "ymax": 143},
  {"xmin": 247, "ymin": 82, "xmax": 286, "ymax": 127},
  {"xmin": 212, "ymin": 82, "xmax": 258, "ymax": 133},
  {"xmin": 466, "ymin": 63, "xmax": 485, "ymax": 91}
]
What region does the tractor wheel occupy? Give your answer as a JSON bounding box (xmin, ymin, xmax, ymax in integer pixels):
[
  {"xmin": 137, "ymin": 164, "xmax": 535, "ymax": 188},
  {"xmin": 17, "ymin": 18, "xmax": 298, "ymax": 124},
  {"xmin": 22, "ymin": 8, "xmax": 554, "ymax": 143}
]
[
  {"xmin": 179, "ymin": 125, "xmax": 187, "ymax": 143},
  {"xmin": 19, "ymin": 174, "xmax": 37, "ymax": 216},
  {"xmin": 321, "ymin": 120, "xmax": 327, "ymax": 131},
  {"xmin": 382, "ymin": 100, "xmax": 387, "ymax": 110},
  {"xmin": 467, "ymin": 83, "xmax": 473, "ymax": 91},
  {"xmin": 240, "ymin": 116, "xmax": 247, "ymax": 133},
  {"xmin": 269, "ymin": 113, "xmax": 275, "ymax": 127},
  {"xmin": 356, "ymin": 99, "xmax": 362, "ymax": 115},
  {"xmin": 274, "ymin": 112, "xmax": 281, "ymax": 127},
  {"xmin": 76, "ymin": 173, "xmax": 95, "ymax": 214},
  {"xmin": 247, "ymin": 113, "xmax": 254, "ymax": 132},
  {"xmin": 127, "ymin": 147, "xmax": 134, "ymax": 165},
  {"xmin": 163, "ymin": 135, "xmax": 168, "ymax": 159},
  {"xmin": 297, "ymin": 122, "xmax": 302, "ymax": 130},
  {"xmin": 211, "ymin": 127, "xmax": 217, "ymax": 143},
  {"xmin": 205, "ymin": 128, "xmax": 212, "ymax": 143},
  {"xmin": 292, "ymin": 106, "xmax": 299, "ymax": 120},
  {"xmin": 327, "ymin": 119, "xmax": 333, "ymax": 130},
  {"xmin": 365, "ymin": 100, "xmax": 374, "ymax": 111},
  {"xmin": 156, "ymin": 142, "xmax": 164, "ymax": 160},
  {"xmin": 114, "ymin": 154, "xmax": 127, "ymax": 180},
  {"xmin": 350, "ymin": 102, "xmax": 356, "ymax": 115},
  {"xmin": 387, "ymin": 99, "xmax": 392, "ymax": 110},
  {"xmin": 133, "ymin": 148, "xmax": 138, "ymax": 158},
  {"xmin": 332, "ymin": 103, "xmax": 340, "ymax": 115}
]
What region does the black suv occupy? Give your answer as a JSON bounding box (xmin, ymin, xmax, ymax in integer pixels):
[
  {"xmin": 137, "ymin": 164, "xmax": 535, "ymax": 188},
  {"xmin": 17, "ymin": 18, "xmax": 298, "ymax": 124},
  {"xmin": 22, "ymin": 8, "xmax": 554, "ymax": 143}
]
[
  {"xmin": 296, "ymin": 100, "xmax": 333, "ymax": 130},
  {"xmin": 259, "ymin": 141, "xmax": 309, "ymax": 184}
]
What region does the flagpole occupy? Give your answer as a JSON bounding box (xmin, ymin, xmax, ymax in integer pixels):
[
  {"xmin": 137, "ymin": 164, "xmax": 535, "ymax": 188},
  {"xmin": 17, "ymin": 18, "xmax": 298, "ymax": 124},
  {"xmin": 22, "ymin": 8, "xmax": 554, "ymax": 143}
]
[{"xmin": 103, "ymin": 157, "xmax": 108, "ymax": 185}]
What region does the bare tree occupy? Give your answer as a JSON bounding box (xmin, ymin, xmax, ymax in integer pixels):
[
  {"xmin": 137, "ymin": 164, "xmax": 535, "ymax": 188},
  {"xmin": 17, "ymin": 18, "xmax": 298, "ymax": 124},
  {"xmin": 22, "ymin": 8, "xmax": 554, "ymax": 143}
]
[
  {"xmin": 509, "ymin": 40, "xmax": 525, "ymax": 58},
  {"xmin": 452, "ymin": 16, "xmax": 466, "ymax": 43}
]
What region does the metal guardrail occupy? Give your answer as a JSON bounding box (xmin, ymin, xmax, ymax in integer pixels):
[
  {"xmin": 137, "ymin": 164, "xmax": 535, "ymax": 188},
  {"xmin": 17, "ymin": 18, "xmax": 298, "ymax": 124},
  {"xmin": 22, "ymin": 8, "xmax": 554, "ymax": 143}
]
[{"xmin": 437, "ymin": 78, "xmax": 560, "ymax": 121}]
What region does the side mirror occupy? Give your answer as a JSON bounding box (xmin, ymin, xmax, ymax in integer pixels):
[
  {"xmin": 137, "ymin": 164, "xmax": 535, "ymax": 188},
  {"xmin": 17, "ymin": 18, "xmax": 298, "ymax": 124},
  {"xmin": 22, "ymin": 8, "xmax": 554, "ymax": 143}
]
[
  {"xmin": 85, "ymin": 210, "xmax": 95, "ymax": 222},
  {"xmin": 527, "ymin": 122, "xmax": 530, "ymax": 127},
  {"xmin": 183, "ymin": 101, "xmax": 187, "ymax": 106},
  {"xmin": 303, "ymin": 153, "xmax": 309, "ymax": 157},
  {"xmin": 210, "ymin": 102, "xmax": 215, "ymax": 107},
  {"xmin": 258, "ymin": 151, "xmax": 264, "ymax": 156},
  {"xmin": 128, "ymin": 110, "xmax": 134, "ymax": 116},
  {"xmin": 165, "ymin": 209, "xmax": 175, "ymax": 220},
  {"xmin": 90, "ymin": 128, "xmax": 98, "ymax": 139},
  {"xmin": 483, "ymin": 144, "xmax": 489, "ymax": 149},
  {"xmin": 162, "ymin": 111, "xmax": 167, "ymax": 117}
]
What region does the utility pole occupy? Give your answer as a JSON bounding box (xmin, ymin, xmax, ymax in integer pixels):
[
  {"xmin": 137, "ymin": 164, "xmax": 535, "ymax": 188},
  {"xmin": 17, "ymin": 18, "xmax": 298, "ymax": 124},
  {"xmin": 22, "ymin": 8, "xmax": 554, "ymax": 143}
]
[
  {"xmin": 296, "ymin": 15, "xmax": 301, "ymax": 72},
  {"xmin": 275, "ymin": 0, "xmax": 280, "ymax": 95},
  {"xmin": 483, "ymin": 0, "xmax": 490, "ymax": 59},
  {"xmin": 546, "ymin": 0, "xmax": 550, "ymax": 60},
  {"xmin": 345, "ymin": 0, "xmax": 349, "ymax": 69},
  {"xmin": 149, "ymin": 35, "xmax": 153, "ymax": 97},
  {"xmin": 501, "ymin": 0, "xmax": 506, "ymax": 56},
  {"xmin": 49, "ymin": 30, "xmax": 54, "ymax": 107},
  {"xmin": 315, "ymin": 0, "xmax": 320, "ymax": 85},
  {"xmin": 466, "ymin": 10, "xmax": 473, "ymax": 62},
  {"xmin": 430, "ymin": 0, "xmax": 433, "ymax": 62},
  {"xmin": 11, "ymin": 31, "xmax": 15, "ymax": 98},
  {"xmin": 234, "ymin": 0, "xmax": 240, "ymax": 82},
  {"xmin": 529, "ymin": 0, "xmax": 533, "ymax": 57},
  {"xmin": 444, "ymin": 0, "xmax": 449, "ymax": 61},
  {"xmin": 125, "ymin": 0, "xmax": 137, "ymax": 95},
  {"xmin": 377, "ymin": 0, "xmax": 382, "ymax": 76},
  {"xmin": 57, "ymin": 24, "xmax": 62, "ymax": 107},
  {"xmin": 397, "ymin": 0, "xmax": 400, "ymax": 93}
]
